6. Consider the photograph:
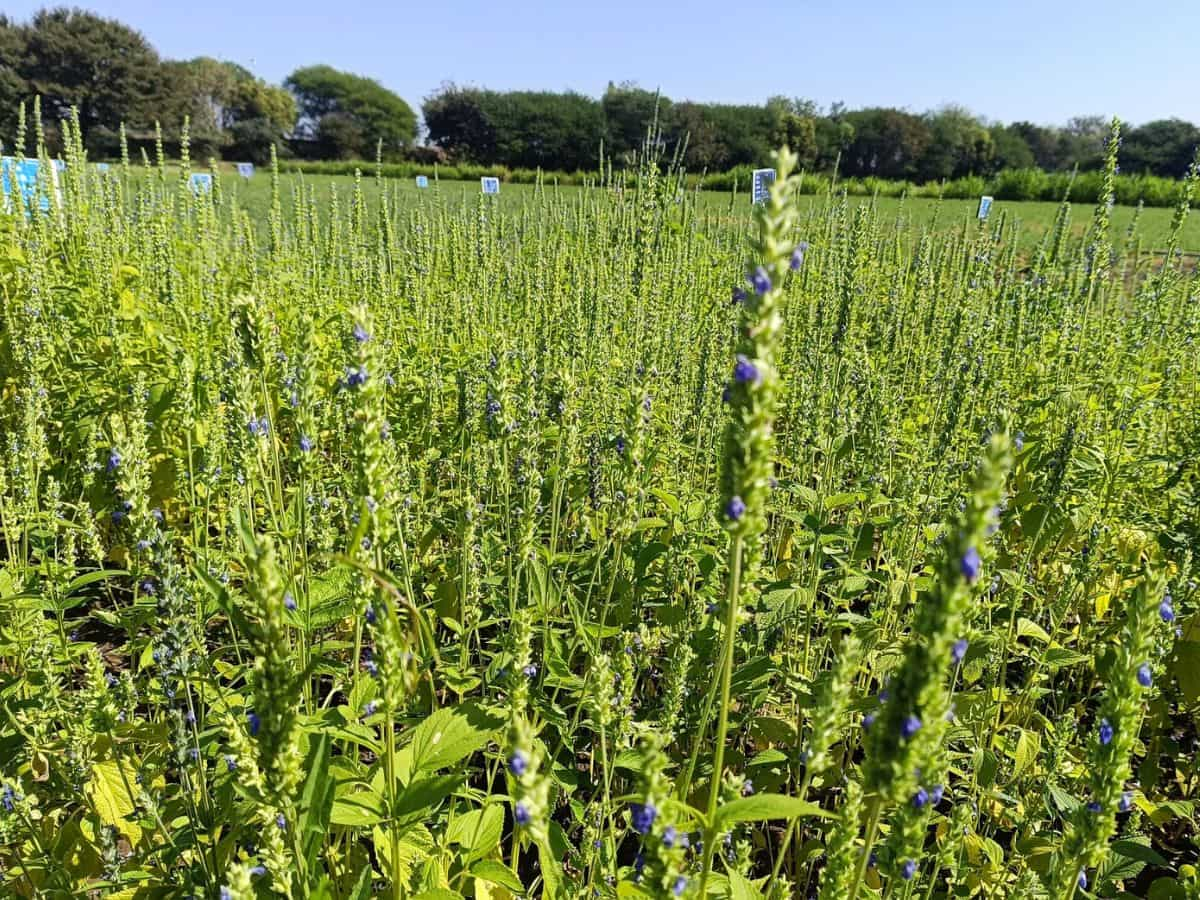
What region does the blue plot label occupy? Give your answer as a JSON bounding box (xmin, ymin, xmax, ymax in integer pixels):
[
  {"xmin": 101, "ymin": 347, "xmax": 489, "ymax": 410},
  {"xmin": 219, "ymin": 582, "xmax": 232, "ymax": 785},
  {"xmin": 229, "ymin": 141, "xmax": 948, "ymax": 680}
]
[
  {"xmin": 96, "ymin": 162, "xmax": 110, "ymax": 173},
  {"xmin": 978, "ymin": 196, "xmax": 993, "ymax": 220},
  {"xmin": 752, "ymin": 168, "xmax": 776, "ymax": 205},
  {"xmin": 1, "ymin": 156, "xmax": 56, "ymax": 212},
  {"xmin": 236, "ymin": 163, "xmax": 255, "ymax": 178},
  {"xmin": 416, "ymin": 175, "xmax": 429, "ymax": 188},
  {"xmin": 481, "ymin": 177, "xmax": 500, "ymax": 195},
  {"xmin": 190, "ymin": 173, "xmax": 213, "ymax": 194}
]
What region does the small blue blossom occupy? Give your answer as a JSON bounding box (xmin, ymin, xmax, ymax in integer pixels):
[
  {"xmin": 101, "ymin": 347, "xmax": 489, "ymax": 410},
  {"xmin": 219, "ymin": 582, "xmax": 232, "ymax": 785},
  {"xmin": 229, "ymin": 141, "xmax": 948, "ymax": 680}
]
[
  {"xmin": 614, "ymin": 436, "xmax": 626, "ymax": 455},
  {"xmin": 750, "ymin": 266, "xmax": 771, "ymax": 295},
  {"xmin": 951, "ymin": 638, "xmax": 969, "ymax": 664},
  {"xmin": 960, "ymin": 546, "xmax": 982, "ymax": 583},
  {"xmin": 862, "ymin": 712, "xmax": 876, "ymax": 729},
  {"xmin": 1077, "ymin": 870, "xmax": 1088, "ymax": 890},
  {"xmin": 522, "ymin": 663, "xmax": 538, "ymax": 678},
  {"xmin": 901, "ymin": 715, "xmax": 922, "ymax": 739},
  {"xmin": 1160, "ymin": 594, "xmax": 1175, "ymax": 623},
  {"xmin": 2, "ymin": 784, "xmax": 14, "ymax": 812},
  {"xmin": 299, "ymin": 435, "xmax": 314, "ymax": 453},
  {"xmin": 225, "ymin": 756, "xmax": 237, "ymax": 772},
  {"xmin": 1086, "ymin": 801, "xmax": 1101, "ymax": 813},
  {"xmin": 930, "ymin": 784, "xmax": 945, "ymax": 804},
  {"xmin": 221, "ymin": 888, "xmax": 233, "ymax": 900},
  {"xmin": 733, "ymin": 354, "xmax": 759, "ymax": 385},
  {"xmin": 250, "ymin": 865, "xmax": 267, "ymax": 877},
  {"xmin": 247, "ymin": 711, "xmax": 261, "ymax": 736},
  {"xmin": 630, "ymin": 801, "xmax": 657, "ymax": 835},
  {"xmin": 912, "ymin": 787, "xmax": 929, "ymax": 808},
  {"xmin": 107, "ymin": 449, "xmax": 121, "ymax": 472},
  {"xmin": 346, "ymin": 365, "xmax": 368, "ymax": 388},
  {"xmin": 790, "ymin": 241, "xmax": 809, "ymax": 270},
  {"xmin": 1014, "ymin": 431, "xmax": 1025, "ymax": 452},
  {"xmin": 673, "ymin": 875, "xmax": 688, "ymax": 896},
  {"xmin": 1137, "ymin": 663, "xmax": 1152, "ymax": 688},
  {"xmin": 364, "ymin": 604, "xmax": 376, "ymax": 624},
  {"xmin": 725, "ymin": 495, "xmax": 746, "ymax": 522},
  {"xmin": 508, "ymin": 750, "xmax": 528, "ymax": 777},
  {"xmin": 363, "ymin": 701, "xmax": 378, "ymax": 717},
  {"xmin": 662, "ymin": 825, "xmax": 677, "ymax": 848},
  {"xmin": 1119, "ymin": 792, "xmax": 1133, "ymax": 812},
  {"xmin": 741, "ymin": 779, "xmax": 754, "ymax": 796},
  {"xmin": 284, "ymin": 592, "xmax": 297, "ymax": 611},
  {"xmin": 515, "ymin": 801, "xmax": 532, "ymax": 826},
  {"xmin": 731, "ymin": 288, "xmax": 746, "ymax": 304},
  {"xmin": 1098, "ymin": 718, "xmax": 1114, "ymax": 746},
  {"xmin": 353, "ymin": 323, "xmax": 370, "ymax": 343},
  {"xmin": 276, "ymin": 813, "xmax": 286, "ymax": 830},
  {"xmin": 901, "ymin": 859, "xmax": 917, "ymax": 881}
]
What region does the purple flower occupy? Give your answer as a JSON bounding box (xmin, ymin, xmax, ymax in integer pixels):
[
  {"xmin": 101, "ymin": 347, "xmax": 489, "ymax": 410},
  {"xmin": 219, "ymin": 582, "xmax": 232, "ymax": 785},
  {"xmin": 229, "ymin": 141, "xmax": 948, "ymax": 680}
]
[
  {"xmin": 225, "ymin": 756, "xmax": 237, "ymax": 772},
  {"xmin": 662, "ymin": 825, "xmax": 678, "ymax": 848},
  {"xmin": 140, "ymin": 580, "xmax": 156, "ymax": 596},
  {"xmin": 731, "ymin": 288, "xmax": 746, "ymax": 305},
  {"xmin": 299, "ymin": 435, "xmax": 314, "ymax": 453},
  {"xmin": 107, "ymin": 449, "xmax": 121, "ymax": 472},
  {"xmin": 901, "ymin": 859, "xmax": 917, "ymax": 880},
  {"xmin": 1160, "ymin": 595, "xmax": 1175, "ymax": 623},
  {"xmin": 960, "ymin": 546, "xmax": 982, "ymax": 583},
  {"xmin": 790, "ymin": 242, "xmax": 809, "ymax": 270},
  {"xmin": 930, "ymin": 784, "xmax": 945, "ymax": 804},
  {"xmin": 276, "ymin": 813, "xmax": 286, "ymax": 830},
  {"xmin": 1137, "ymin": 663, "xmax": 1152, "ymax": 688},
  {"xmin": 363, "ymin": 701, "xmax": 378, "ymax": 717},
  {"xmin": 733, "ymin": 354, "xmax": 759, "ymax": 385},
  {"xmin": 951, "ymin": 638, "xmax": 969, "ymax": 664},
  {"xmin": 364, "ymin": 604, "xmax": 376, "ymax": 624},
  {"xmin": 247, "ymin": 711, "xmax": 261, "ymax": 736},
  {"xmin": 673, "ymin": 875, "xmax": 688, "ymax": 896},
  {"xmin": 221, "ymin": 888, "xmax": 233, "ymax": 900},
  {"xmin": 742, "ymin": 779, "xmax": 754, "ymax": 796},
  {"xmin": 2, "ymin": 785, "xmax": 14, "ymax": 812},
  {"xmin": 725, "ymin": 495, "xmax": 746, "ymax": 522},
  {"xmin": 630, "ymin": 801, "xmax": 657, "ymax": 834},
  {"xmin": 346, "ymin": 365, "xmax": 368, "ymax": 388},
  {"xmin": 515, "ymin": 802, "xmax": 532, "ymax": 826},
  {"xmin": 508, "ymin": 750, "xmax": 528, "ymax": 777},
  {"xmin": 901, "ymin": 715, "xmax": 922, "ymax": 739},
  {"xmin": 284, "ymin": 593, "xmax": 297, "ymax": 611},
  {"xmin": 1077, "ymin": 870, "xmax": 1087, "ymax": 890},
  {"xmin": 1014, "ymin": 431, "xmax": 1025, "ymax": 452},
  {"xmin": 522, "ymin": 663, "xmax": 538, "ymax": 678},
  {"xmin": 250, "ymin": 865, "xmax": 267, "ymax": 877},
  {"xmin": 353, "ymin": 323, "xmax": 370, "ymax": 343},
  {"xmin": 862, "ymin": 712, "xmax": 876, "ymax": 729},
  {"xmin": 1098, "ymin": 718, "xmax": 1114, "ymax": 746},
  {"xmin": 912, "ymin": 787, "xmax": 930, "ymax": 808},
  {"xmin": 1119, "ymin": 792, "xmax": 1133, "ymax": 812},
  {"xmin": 614, "ymin": 436, "xmax": 626, "ymax": 455},
  {"xmin": 750, "ymin": 266, "xmax": 771, "ymax": 295}
]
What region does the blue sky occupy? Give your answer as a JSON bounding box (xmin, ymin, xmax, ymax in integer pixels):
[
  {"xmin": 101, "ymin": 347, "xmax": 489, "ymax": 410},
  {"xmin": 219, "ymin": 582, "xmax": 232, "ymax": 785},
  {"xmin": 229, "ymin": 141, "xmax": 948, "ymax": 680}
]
[{"xmin": 7, "ymin": 0, "xmax": 1200, "ymax": 128}]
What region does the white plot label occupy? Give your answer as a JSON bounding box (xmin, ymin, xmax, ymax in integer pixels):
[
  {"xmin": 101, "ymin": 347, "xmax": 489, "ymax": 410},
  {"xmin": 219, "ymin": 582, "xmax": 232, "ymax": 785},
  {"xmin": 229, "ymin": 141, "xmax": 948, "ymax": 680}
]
[
  {"xmin": 416, "ymin": 175, "xmax": 429, "ymax": 188},
  {"xmin": 481, "ymin": 176, "xmax": 500, "ymax": 195},
  {"xmin": 752, "ymin": 168, "xmax": 776, "ymax": 205},
  {"xmin": 190, "ymin": 173, "xmax": 213, "ymax": 194},
  {"xmin": 237, "ymin": 163, "xmax": 255, "ymax": 178},
  {"xmin": 978, "ymin": 196, "xmax": 993, "ymax": 220}
]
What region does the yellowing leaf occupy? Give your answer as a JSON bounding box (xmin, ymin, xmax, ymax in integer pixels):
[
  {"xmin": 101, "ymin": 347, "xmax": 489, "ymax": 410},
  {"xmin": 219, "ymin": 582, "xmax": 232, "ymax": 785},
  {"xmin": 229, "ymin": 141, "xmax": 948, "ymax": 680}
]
[{"xmin": 87, "ymin": 760, "xmax": 142, "ymax": 844}]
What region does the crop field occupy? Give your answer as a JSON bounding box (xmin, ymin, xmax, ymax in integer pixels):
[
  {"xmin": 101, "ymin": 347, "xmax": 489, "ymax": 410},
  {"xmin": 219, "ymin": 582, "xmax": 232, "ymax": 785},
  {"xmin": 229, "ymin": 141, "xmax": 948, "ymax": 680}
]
[{"xmin": 0, "ymin": 127, "xmax": 1198, "ymax": 900}]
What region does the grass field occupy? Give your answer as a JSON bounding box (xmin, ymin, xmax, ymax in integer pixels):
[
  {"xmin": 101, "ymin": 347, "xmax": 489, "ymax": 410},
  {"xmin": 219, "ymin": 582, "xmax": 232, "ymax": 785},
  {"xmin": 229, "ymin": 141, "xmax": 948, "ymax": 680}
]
[
  {"xmin": 1, "ymin": 136, "xmax": 1198, "ymax": 900},
  {"xmin": 210, "ymin": 166, "xmax": 1200, "ymax": 254}
]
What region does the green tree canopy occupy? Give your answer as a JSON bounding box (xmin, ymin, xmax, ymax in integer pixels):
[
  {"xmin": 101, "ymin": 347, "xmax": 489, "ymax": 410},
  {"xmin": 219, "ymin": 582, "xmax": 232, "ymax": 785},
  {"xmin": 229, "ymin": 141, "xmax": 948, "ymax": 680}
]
[
  {"xmin": 1122, "ymin": 119, "xmax": 1200, "ymax": 178},
  {"xmin": 285, "ymin": 64, "xmax": 415, "ymax": 159}
]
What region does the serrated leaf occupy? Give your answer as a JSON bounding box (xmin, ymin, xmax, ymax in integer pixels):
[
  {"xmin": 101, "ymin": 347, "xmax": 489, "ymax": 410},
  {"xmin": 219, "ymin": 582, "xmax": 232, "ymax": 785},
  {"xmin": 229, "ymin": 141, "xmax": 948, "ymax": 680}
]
[
  {"xmin": 471, "ymin": 859, "xmax": 523, "ymax": 893},
  {"xmin": 713, "ymin": 794, "xmax": 827, "ymax": 829},
  {"xmin": 400, "ymin": 703, "xmax": 506, "ymax": 777}
]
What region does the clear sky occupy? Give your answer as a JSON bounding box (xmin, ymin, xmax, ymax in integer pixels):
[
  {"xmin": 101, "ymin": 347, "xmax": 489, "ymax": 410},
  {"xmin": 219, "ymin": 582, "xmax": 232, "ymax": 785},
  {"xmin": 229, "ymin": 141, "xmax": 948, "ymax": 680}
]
[{"xmin": 7, "ymin": 0, "xmax": 1200, "ymax": 129}]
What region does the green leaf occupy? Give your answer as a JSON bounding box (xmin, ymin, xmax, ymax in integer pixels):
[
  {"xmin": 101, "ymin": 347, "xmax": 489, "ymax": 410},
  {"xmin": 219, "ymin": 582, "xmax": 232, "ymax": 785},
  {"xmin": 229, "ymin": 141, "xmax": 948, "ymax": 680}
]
[
  {"xmin": 713, "ymin": 794, "xmax": 827, "ymax": 829},
  {"xmin": 445, "ymin": 804, "xmax": 504, "ymax": 862},
  {"xmin": 394, "ymin": 776, "xmax": 464, "ymax": 830},
  {"xmin": 1016, "ymin": 618, "xmax": 1050, "ymax": 643},
  {"xmin": 727, "ymin": 871, "xmax": 765, "ymax": 900},
  {"xmin": 1111, "ymin": 839, "xmax": 1167, "ymax": 867},
  {"xmin": 470, "ymin": 859, "xmax": 523, "ymax": 893},
  {"xmin": 400, "ymin": 703, "xmax": 505, "ymax": 777},
  {"xmin": 329, "ymin": 789, "xmax": 386, "ymax": 826},
  {"xmin": 299, "ymin": 733, "xmax": 334, "ymax": 867}
]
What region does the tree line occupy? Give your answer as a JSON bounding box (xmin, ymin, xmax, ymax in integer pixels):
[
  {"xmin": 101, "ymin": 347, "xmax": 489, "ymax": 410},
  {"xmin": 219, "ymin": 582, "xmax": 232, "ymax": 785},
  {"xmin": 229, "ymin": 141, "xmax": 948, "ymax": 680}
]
[{"xmin": 2, "ymin": 8, "xmax": 1198, "ymax": 182}]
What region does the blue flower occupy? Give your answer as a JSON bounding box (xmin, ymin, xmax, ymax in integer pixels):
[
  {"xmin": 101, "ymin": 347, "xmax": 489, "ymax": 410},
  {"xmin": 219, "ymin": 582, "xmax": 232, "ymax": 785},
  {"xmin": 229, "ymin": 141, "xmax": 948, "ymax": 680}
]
[
  {"xmin": 140, "ymin": 580, "xmax": 156, "ymax": 596},
  {"xmin": 226, "ymin": 756, "xmax": 238, "ymax": 772},
  {"xmin": 960, "ymin": 546, "xmax": 982, "ymax": 583},
  {"xmin": 276, "ymin": 812, "xmax": 286, "ymax": 830},
  {"xmin": 742, "ymin": 779, "xmax": 754, "ymax": 796},
  {"xmin": 901, "ymin": 715, "xmax": 922, "ymax": 739},
  {"xmin": 862, "ymin": 712, "xmax": 876, "ymax": 729},
  {"xmin": 673, "ymin": 875, "xmax": 688, "ymax": 896},
  {"xmin": 221, "ymin": 888, "xmax": 233, "ymax": 900},
  {"xmin": 107, "ymin": 449, "xmax": 121, "ymax": 472},
  {"xmin": 725, "ymin": 495, "xmax": 746, "ymax": 522},
  {"xmin": 364, "ymin": 604, "xmax": 376, "ymax": 624},
  {"xmin": 733, "ymin": 354, "xmax": 759, "ymax": 385},
  {"xmin": 250, "ymin": 865, "xmax": 267, "ymax": 877},
  {"xmin": 901, "ymin": 859, "xmax": 917, "ymax": 880},
  {"xmin": 630, "ymin": 801, "xmax": 657, "ymax": 835},
  {"xmin": 930, "ymin": 784, "xmax": 945, "ymax": 804},
  {"xmin": 951, "ymin": 638, "xmax": 969, "ymax": 664},
  {"xmin": 1098, "ymin": 718, "xmax": 1114, "ymax": 746},
  {"xmin": 750, "ymin": 266, "xmax": 771, "ymax": 295},
  {"xmin": 1119, "ymin": 792, "xmax": 1133, "ymax": 812},
  {"xmin": 731, "ymin": 288, "xmax": 746, "ymax": 305},
  {"xmin": 299, "ymin": 435, "xmax": 314, "ymax": 453},
  {"xmin": 1137, "ymin": 663, "xmax": 1152, "ymax": 688},
  {"xmin": 912, "ymin": 787, "xmax": 929, "ymax": 808},
  {"xmin": 247, "ymin": 711, "xmax": 261, "ymax": 736},
  {"xmin": 353, "ymin": 323, "xmax": 370, "ymax": 343},
  {"xmin": 790, "ymin": 242, "xmax": 809, "ymax": 270},
  {"xmin": 522, "ymin": 663, "xmax": 538, "ymax": 678},
  {"xmin": 614, "ymin": 436, "xmax": 626, "ymax": 455},
  {"xmin": 1077, "ymin": 870, "xmax": 1087, "ymax": 890},
  {"xmin": 346, "ymin": 365, "xmax": 368, "ymax": 388},
  {"xmin": 508, "ymin": 750, "xmax": 528, "ymax": 777},
  {"xmin": 515, "ymin": 801, "xmax": 532, "ymax": 826},
  {"xmin": 363, "ymin": 701, "xmax": 378, "ymax": 717},
  {"xmin": 1014, "ymin": 431, "xmax": 1025, "ymax": 452},
  {"xmin": 1160, "ymin": 594, "xmax": 1175, "ymax": 623},
  {"xmin": 2, "ymin": 784, "xmax": 14, "ymax": 812},
  {"xmin": 662, "ymin": 825, "xmax": 677, "ymax": 848},
  {"xmin": 284, "ymin": 593, "xmax": 297, "ymax": 611}
]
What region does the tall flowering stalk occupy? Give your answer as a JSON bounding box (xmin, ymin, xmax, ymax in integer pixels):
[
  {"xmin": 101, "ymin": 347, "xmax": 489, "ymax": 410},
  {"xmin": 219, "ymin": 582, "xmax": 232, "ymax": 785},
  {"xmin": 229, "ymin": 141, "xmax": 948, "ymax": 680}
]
[{"xmin": 697, "ymin": 147, "xmax": 802, "ymax": 896}]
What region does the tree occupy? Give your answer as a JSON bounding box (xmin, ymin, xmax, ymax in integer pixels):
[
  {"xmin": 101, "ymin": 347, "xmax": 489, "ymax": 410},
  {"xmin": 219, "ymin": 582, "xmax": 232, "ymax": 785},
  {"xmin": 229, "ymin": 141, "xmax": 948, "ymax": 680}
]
[
  {"xmin": 841, "ymin": 108, "xmax": 931, "ymax": 179},
  {"xmin": 989, "ymin": 123, "xmax": 1036, "ymax": 171},
  {"xmin": 486, "ymin": 90, "xmax": 604, "ymax": 171},
  {"xmin": 18, "ymin": 8, "xmax": 163, "ymax": 150},
  {"xmin": 602, "ymin": 82, "xmax": 669, "ymax": 162},
  {"xmin": 0, "ymin": 16, "xmax": 27, "ymax": 147},
  {"xmin": 766, "ymin": 96, "xmax": 819, "ymax": 170},
  {"xmin": 285, "ymin": 65, "xmax": 415, "ymax": 159},
  {"xmin": 423, "ymin": 84, "xmax": 497, "ymax": 163},
  {"xmin": 1122, "ymin": 119, "xmax": 1200, "ymax": 177},
  {"xmin": 918, "ymin": 106, "xmax": 994, "ymax": 181}
]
